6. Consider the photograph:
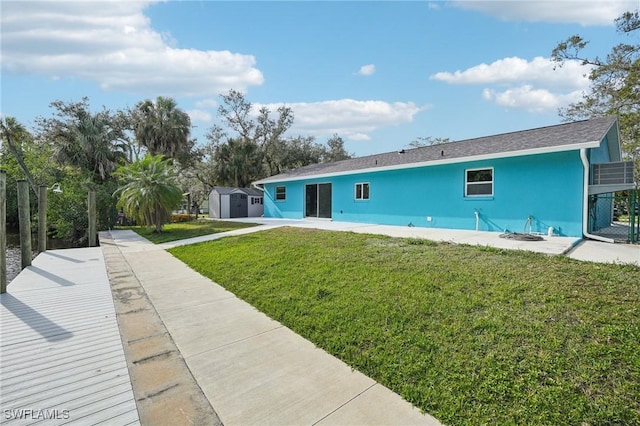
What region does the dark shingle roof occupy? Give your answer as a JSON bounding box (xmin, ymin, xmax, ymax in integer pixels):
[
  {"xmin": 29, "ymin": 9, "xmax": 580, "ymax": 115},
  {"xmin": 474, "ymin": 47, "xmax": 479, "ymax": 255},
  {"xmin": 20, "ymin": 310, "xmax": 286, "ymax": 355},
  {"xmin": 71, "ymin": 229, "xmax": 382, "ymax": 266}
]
[
  {"xmin": 243, "ymin": 188, "xmax": 263, "ymax": 196},
  {"xmin": 255, "ymin": 116, "xmax": 617, "ymax": 184}
]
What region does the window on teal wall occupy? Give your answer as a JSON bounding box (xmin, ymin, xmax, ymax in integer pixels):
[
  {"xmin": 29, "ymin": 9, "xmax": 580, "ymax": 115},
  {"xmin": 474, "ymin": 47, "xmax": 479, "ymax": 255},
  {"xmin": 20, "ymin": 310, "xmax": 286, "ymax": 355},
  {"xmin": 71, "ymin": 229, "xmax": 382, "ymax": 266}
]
[
  {"xmin": 355, "ymin": 183, "xmax": 370, "ymax": 200},
  {"xmin": 275, "ymin": 186, "xmax": 286, "ymax": 201},
  {"xmin": 465, "ymin": 168, "xmax": 493, "ymax": 197}
]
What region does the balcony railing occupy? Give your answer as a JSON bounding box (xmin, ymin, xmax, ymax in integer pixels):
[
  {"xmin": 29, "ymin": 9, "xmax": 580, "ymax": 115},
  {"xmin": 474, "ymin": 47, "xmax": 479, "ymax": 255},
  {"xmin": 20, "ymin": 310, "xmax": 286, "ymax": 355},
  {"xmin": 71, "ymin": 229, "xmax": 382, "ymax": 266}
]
[{"xmin": 592, "ymin": 161, "xmax": 635, "ymax": 185}]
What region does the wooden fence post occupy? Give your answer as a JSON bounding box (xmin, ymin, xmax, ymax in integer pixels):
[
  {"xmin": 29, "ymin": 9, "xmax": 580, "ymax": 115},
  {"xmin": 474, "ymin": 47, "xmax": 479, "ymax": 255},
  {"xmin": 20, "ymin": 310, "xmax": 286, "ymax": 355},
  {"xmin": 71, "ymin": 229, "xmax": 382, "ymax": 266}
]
[
  {"xmin": 17, "ymin": 179, "xmax": 32, "ymax": 269},
  {"xmin": 88, "ymin": 189, "xmax": 96, "ymax": 247},
  {"xmin": 1, "ymin": 170, "xmax": 7, "ymax": 293},
  {"xmin": 39, "ymin": 184, "xmax": 47, "ymax": 253}
]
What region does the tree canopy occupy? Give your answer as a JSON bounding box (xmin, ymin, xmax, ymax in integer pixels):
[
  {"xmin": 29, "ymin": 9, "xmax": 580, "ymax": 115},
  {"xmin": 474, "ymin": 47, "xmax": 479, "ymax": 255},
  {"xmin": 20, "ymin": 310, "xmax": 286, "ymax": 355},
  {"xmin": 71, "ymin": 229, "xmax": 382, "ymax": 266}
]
[
  {"xmin": 3, "ymin": 91, "xmax": 352, "ymax": 241},
  {"xmin": 35, "ymin": 97, "xmax": 130, "ymax": 183},
  {"xmin": 200, "ymin": 90, "xmax": 352, "ymax": 189},
  {"xmin": 131, "ymin": 96, "xmax": 198, "ymax": 167},
  {"xmin": 552, "ymin": 10, "xmax": 639, "ymax": 184},
  {"xmin": 113, "ymin": 154, "xmax": 183, "ymax": 233}
]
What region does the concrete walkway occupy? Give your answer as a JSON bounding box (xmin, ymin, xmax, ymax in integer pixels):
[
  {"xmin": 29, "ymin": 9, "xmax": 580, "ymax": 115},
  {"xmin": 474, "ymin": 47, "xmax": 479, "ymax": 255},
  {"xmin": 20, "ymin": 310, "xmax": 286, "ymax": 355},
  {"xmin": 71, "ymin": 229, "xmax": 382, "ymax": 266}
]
[
  {"xmin": 107, "ymin": 229, "xmax": 440, "ymax": 425},
  {"xmin": 100, "ymin": 234, "xmax": 222, "ymax": 426}
]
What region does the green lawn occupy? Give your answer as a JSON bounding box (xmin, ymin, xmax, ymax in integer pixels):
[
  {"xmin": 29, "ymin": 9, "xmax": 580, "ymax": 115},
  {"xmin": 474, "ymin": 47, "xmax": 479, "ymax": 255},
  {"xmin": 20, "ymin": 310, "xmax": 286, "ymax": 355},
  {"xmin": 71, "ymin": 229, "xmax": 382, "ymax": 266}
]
[
  {"xmin": 169, "ymin": 227, "xmax": 640, "ymax": 425},
  {"xmin": 124, "ymin": 219, "xmax": 258, "ymax": 244}
]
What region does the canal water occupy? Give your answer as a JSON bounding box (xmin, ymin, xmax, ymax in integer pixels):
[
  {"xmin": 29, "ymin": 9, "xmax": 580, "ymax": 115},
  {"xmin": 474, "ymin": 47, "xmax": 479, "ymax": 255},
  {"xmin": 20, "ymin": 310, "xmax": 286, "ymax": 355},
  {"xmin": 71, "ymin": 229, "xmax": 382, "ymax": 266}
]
[{"xmin": 4, "ymin": 229, "xmax": 81, "ymax": 284}]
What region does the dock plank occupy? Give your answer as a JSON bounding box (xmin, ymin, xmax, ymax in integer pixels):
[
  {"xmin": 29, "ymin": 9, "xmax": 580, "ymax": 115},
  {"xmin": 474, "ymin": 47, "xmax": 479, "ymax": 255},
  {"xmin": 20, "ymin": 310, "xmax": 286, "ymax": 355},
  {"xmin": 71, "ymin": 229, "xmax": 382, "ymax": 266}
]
[{"xmin": 0, "ymin": 248, "xmax": 139, "ymax": 425}]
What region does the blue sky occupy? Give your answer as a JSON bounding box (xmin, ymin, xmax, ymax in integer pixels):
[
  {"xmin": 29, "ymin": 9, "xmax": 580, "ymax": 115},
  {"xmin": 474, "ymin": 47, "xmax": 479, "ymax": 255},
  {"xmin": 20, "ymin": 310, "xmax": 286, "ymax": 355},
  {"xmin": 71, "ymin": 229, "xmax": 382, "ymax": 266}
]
[{"xmin": 1, "ymin": 1, "xmax": 637, "ymax": 157}]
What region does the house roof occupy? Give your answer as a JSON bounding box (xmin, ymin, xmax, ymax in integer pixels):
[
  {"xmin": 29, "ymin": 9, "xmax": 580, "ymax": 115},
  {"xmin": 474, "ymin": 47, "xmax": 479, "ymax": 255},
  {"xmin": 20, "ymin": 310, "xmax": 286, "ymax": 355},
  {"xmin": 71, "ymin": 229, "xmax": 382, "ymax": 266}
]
[
  {"xmin": 254, "ymin": 116, "xmax": 618, "ymax": 185},
  {"xmin": 243, "ymin": 188, "xmax": 263, "ymax": 196}
]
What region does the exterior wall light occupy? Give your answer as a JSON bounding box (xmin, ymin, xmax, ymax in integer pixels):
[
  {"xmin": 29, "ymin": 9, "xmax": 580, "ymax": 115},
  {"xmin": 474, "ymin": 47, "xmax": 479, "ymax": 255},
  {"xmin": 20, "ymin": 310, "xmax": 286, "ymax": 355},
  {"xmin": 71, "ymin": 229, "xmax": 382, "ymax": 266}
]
[{"xmin": 50, "ymin": 183, "xmax": 62, "ymax": 193}]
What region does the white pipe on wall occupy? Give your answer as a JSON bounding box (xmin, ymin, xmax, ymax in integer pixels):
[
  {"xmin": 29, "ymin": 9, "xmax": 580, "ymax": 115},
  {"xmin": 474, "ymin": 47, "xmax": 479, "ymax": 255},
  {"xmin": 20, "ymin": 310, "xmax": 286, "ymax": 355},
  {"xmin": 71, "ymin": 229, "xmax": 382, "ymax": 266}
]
[{"xmin": 580, "ymin": 148, "xmax": 614, "ymax": 243}]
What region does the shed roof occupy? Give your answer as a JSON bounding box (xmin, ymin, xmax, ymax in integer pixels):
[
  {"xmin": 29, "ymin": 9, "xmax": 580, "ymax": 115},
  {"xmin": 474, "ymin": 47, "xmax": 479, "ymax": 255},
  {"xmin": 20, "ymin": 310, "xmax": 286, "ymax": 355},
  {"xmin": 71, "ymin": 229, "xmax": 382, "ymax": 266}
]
[
  {"xmin": 211, "ymin": 186, "xmax": 237, "ymax": 195},
  {"xmin": 255, "ymin": 116, "xmax": 618, "ymax": 184},
  {"xmin": 211, "ymin": 186, "xmax": 264, "ymax": 196}
]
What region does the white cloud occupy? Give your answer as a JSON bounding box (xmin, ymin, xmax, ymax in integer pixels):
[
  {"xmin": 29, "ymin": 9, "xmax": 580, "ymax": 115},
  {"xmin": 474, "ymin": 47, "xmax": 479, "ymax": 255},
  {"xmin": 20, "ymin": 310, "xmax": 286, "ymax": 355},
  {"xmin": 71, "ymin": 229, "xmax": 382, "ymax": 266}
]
[
  {"xmin": 255, "ymin": 99, "xmax": 426, "ymax": 141},
  {"xmin": 430, "ymin": 56, "xmax": 591, "ymax": 90},
  {"xmin": 195, "ymin": 99, "xmax": 218, "ymax": 109},
  {"xmin": 451, "ymin": 0, "xmax": 636, "ymax": 26},
  {"xmin": 349, "ymin": 133, "xmax": 372, "ymax": 141},
  {"xmin": 483, "ymin": 86, "xmax": 585, "ymax": 113},
  {"xmin": 357, "ymin": 64, "xmax": 376, "ymax": 76},
  {"xmin": 187, "ymin": 109, "xmax": 213, "ymax": 123},
  {"xmin": 432, "ymin": 56, "xmax": 592, "ymax": 113},
  {"xmin": 0, "ymin": 1, "xmax": 264, "ymax": 97}
]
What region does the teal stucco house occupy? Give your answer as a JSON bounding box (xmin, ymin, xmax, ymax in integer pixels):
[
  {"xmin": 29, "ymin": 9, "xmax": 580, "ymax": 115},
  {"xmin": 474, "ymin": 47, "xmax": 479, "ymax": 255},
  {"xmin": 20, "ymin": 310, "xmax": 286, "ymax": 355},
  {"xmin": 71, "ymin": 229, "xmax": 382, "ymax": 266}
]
[{"xmin": 254, "ymin": 117, "xmax": 635, "ymax": 240}]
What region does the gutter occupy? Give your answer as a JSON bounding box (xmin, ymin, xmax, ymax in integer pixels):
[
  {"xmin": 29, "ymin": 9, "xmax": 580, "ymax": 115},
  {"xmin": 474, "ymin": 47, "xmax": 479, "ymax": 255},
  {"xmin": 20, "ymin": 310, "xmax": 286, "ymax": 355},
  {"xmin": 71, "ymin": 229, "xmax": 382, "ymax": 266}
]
[
  {"xmin": 252, "ymin": 182, "xmax": 264, "ymax": 192},
  {"xmin": 580, "ymin": 148, "xmax": 614, "ymax": 243}
]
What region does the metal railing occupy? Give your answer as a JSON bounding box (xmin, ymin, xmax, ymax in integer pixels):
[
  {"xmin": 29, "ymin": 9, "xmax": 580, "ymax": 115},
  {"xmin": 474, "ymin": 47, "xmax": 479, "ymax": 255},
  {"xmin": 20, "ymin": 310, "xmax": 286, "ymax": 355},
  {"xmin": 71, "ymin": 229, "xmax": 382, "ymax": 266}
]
[
  {"xmin": 592, "ymin": 161, "xmax": 635, "ymax": 185},
  {"xmin": 588, "ymin": 189, "xmax": 639, "ymax": 243}
]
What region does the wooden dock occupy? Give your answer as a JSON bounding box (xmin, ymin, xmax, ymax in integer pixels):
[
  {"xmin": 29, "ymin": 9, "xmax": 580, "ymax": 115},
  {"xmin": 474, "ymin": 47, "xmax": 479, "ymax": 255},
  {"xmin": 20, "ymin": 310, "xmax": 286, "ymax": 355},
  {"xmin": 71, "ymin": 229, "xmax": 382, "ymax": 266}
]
[{"xmin": 0, "ymin": 248, "xmax": 139, "ymax": 425}]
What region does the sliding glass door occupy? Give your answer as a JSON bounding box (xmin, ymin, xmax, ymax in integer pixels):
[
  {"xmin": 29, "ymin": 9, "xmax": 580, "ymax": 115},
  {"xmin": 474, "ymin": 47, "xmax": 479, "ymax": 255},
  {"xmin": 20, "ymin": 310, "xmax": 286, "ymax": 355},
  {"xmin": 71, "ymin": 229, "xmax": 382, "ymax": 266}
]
[{"xmin": 305, "ymin": 183, "xmax": 332, "ymax": 219}]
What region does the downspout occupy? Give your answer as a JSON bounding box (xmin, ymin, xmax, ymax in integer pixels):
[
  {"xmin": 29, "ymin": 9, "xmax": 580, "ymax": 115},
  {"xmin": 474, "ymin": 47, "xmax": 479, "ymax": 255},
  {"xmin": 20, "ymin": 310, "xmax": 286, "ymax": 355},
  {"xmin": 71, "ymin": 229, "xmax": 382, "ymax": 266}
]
[{"xmin": 580, "ymin": 148, "xmax": 614, "ymax": 243}]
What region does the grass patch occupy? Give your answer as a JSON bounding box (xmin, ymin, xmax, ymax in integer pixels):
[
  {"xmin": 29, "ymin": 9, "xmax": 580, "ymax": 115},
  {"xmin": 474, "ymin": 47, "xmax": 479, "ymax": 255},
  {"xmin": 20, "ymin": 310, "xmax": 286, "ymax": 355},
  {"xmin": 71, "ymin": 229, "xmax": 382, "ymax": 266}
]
[
  {"xmin": 169, "ymin": 227, "xmax": 640, "ymax": 425},
  {"xmin": 124, "ymin": 219, "xmax": 258, "ymax": 244}
]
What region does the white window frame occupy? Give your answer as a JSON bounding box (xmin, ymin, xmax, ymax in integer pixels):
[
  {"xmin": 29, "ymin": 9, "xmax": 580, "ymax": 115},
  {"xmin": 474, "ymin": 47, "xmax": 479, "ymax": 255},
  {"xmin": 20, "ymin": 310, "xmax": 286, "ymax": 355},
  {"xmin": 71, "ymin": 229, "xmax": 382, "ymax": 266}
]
[
  {"xmin": 465, "ymin": 167, "xmax": 493, "ymax": 197},
  {"xmin": 275, "ymin": 186, "xmax": 286, "ymax": 201},
  {"xmin": 355, "ymin": 182, "xmax": 370, "ymax": 200}
]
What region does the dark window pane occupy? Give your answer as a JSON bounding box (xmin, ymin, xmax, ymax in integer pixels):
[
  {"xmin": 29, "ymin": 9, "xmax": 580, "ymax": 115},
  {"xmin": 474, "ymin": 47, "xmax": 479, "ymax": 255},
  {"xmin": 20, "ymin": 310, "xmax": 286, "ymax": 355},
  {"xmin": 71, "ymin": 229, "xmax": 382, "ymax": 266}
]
[
  {"xmin": 305, "ymin": 184, "xmax": 317, "ymax": 217},
  {"xmin": 363, "ymin": 183, "xmax": 370, "ymax": 199},
  {"xmin": 356, "ymin": 184, "xmax": 362, "ymax": 199},
  {"xmin": 467, "ymin": 182, "xmax": 492, "ymax": 195},
  {"xmin": 467, "ymin": 169, "xmax": 492, "ymax": 182},
  {"xmin": 318, "ymin": 183, "xmax": 332, "ymax": 218}
]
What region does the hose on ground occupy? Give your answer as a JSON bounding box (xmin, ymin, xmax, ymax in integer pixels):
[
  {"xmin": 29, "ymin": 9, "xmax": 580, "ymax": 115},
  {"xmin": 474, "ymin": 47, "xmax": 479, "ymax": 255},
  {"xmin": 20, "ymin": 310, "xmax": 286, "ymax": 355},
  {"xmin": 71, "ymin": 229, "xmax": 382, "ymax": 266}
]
[{"xmin": 499, "ymin": 232, "xmax": 545, "ymax": 241}]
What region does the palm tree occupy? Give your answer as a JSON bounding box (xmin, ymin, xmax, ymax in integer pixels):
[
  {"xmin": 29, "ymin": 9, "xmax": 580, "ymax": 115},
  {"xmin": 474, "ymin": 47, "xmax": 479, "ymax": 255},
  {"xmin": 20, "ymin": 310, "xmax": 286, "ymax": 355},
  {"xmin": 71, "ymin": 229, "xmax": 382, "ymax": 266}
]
[
  {"xmin": 52, "ymin": 110, "xmax": 129, "ymax": 182},
  {"xmin": 213, "ymin": 138, "xmax": 263, "ymax": 187},
  {"xmin": 132, "ymin": 96, "xmax": 193, "ymax": 164},
  {"xmin": 113, "ymin": 154, "xmax": 183, "ymax": 233}
]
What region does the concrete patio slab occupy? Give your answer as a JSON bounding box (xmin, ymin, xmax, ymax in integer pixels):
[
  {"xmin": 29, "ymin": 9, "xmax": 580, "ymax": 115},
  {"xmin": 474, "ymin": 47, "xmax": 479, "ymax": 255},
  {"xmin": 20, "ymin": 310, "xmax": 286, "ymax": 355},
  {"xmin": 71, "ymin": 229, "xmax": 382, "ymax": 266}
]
[
  {"xmin": 567, "ymin": 240, "xmax": 640, "ymax": 265},
  {"xmin": 217, "ymin": 217, "xmax": 582, "ymax": 256}
]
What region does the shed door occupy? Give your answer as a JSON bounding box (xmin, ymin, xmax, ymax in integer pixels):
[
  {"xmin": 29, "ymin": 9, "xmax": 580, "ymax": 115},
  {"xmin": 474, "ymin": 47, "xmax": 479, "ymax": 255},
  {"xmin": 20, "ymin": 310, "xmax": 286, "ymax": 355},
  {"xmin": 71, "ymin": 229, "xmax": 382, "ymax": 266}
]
[{"xmin": 230, "ymin": 193, "xmax": 248, "ymax": 218}]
